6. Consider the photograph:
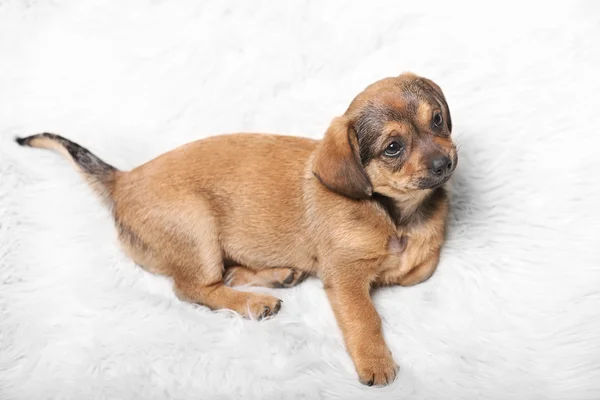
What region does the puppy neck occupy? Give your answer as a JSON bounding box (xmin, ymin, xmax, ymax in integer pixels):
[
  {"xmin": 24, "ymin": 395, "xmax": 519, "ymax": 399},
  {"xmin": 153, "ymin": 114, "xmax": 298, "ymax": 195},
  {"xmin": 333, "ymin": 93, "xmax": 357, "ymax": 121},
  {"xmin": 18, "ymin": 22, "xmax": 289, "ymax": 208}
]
[{"xmin": 373, "ymin": 187, "xmax": 445, "ymax": 227}]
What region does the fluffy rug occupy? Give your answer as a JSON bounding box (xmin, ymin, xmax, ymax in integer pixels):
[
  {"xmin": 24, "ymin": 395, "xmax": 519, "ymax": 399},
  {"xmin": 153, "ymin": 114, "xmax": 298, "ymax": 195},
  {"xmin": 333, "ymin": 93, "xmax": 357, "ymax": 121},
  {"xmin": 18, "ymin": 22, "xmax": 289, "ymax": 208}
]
[{"xmin": 1, "ymin": 2, "xmax": 599, "ymax": 399}]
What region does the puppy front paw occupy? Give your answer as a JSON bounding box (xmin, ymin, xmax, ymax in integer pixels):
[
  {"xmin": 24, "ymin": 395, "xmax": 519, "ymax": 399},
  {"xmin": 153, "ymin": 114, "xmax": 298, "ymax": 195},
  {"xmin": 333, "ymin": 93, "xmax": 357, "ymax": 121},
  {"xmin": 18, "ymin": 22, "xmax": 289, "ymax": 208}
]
[{"xmin": 355, "ymin": 351, "xmax": 399, "ymax": 387}]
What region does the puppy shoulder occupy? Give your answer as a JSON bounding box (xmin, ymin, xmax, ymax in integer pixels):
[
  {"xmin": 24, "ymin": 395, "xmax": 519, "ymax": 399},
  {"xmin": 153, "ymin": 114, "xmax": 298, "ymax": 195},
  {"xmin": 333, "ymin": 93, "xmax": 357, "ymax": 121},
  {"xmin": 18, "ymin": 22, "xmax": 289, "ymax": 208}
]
[{"xmin": 303, "ymin": 177, "xmax": 395, "ymax": 259}]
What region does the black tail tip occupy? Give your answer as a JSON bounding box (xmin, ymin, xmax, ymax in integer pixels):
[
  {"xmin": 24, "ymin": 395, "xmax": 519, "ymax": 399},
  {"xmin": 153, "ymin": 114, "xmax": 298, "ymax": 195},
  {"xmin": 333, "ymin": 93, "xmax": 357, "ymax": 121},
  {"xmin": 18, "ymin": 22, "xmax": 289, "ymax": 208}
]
[{"xmin": 15, "ymin": 136, "xmax": 29, "ymax": 146}]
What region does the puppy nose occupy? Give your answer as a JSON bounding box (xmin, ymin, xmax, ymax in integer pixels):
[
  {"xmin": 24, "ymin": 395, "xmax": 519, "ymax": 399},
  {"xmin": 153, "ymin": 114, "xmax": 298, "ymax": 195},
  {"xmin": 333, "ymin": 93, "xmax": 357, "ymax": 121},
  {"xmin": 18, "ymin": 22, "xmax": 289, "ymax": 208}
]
[{"xmin": 431, "ymin": 156, "xmax": 452, "ymax": 176}]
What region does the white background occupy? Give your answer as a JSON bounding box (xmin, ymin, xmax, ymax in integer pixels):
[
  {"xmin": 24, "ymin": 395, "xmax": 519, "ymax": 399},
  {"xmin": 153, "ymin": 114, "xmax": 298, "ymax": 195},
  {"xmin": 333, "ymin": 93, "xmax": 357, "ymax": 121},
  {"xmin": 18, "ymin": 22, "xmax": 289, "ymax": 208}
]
[{"xmin": 1, "ymin": 1, "xmax": 599, "ymax": 399}]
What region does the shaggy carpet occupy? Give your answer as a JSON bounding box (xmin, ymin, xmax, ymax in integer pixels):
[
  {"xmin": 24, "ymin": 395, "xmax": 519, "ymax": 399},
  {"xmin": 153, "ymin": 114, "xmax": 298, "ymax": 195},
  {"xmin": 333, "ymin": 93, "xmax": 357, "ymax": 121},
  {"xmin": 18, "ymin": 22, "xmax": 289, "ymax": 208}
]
[{"xmin": 1, "ymin": 1, "xmax": 599, "ymax": 399}]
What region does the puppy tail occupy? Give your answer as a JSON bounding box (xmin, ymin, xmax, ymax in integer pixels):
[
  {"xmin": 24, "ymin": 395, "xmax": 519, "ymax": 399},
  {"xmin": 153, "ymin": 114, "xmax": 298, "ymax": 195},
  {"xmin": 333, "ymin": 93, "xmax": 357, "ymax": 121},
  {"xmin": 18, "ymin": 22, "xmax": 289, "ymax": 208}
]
[{"xmin": 15, "ymin": 133, "xmax": 119, "ymax": 206}]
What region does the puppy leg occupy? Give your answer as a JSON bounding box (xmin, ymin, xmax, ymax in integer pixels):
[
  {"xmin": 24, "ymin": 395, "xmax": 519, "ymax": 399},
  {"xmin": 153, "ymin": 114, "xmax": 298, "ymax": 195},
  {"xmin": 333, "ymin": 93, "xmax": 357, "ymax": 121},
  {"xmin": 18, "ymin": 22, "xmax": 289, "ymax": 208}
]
[
  {"xmin": 324, "ymin": 265, "xmax": 398, "ymax": 386},
  {"xmin": 224, "ymin": 266, "xmax": 309, "ymax": 288},
  {"xmin": 116, "ymin": 197, "xmax": 282, "ymax": 320},
  {"xmin": 174, "ymin": 278, "xmax": 282, "ymax": 320},
  {"xmin": 169, "ymin": 213, "xmax": 282, "ymax": 319}
]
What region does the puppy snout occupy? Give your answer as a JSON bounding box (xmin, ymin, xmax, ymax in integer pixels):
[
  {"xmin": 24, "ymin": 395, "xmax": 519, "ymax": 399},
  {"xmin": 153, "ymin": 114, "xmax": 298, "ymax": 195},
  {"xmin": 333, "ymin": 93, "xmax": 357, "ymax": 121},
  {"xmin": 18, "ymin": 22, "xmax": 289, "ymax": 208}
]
[{"xmin": 430, "ymin": 155, "xmax": 452, "ymax": 176}]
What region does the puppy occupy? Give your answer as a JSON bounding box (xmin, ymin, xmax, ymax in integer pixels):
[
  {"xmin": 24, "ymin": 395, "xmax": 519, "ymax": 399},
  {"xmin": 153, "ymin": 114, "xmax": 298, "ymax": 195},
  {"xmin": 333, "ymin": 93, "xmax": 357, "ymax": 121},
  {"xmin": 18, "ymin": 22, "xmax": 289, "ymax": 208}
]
[{"xmin": 16, "ymin": 72, "xmax": 457, "ymax": 387}]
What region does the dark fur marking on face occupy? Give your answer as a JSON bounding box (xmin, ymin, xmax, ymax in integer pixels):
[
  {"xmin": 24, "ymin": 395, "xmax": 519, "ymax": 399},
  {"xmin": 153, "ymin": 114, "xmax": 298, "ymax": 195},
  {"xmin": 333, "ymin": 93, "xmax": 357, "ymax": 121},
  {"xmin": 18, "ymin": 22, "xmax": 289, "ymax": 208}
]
[
  {"xmin": 354, "ymin": 78, "xmax": 452, "ymax": 174},
  {"xmin": 355, "ymin": 104, "xmax": 409, "ymax": 165},
  {"xmin": 405, "ymin": 79, "xmax": 452, "ymax": 133}
]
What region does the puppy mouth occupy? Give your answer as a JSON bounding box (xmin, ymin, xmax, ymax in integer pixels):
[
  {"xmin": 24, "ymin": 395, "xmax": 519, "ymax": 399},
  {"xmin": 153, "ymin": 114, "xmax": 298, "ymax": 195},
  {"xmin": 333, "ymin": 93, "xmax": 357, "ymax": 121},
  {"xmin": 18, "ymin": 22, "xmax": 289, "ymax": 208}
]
[{"xmin": 416, "ymin": 174, "xmax": 452, "ymax": 190}]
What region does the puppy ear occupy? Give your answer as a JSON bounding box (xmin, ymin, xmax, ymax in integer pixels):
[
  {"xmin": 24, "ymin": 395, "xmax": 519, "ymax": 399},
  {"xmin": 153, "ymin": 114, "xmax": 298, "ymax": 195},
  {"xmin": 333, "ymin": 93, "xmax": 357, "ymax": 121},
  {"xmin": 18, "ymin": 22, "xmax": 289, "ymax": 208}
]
[
  {"xmin": 312, "ymin": 116, "xmax": 373, "ymax": 200},
  {"xmin": 421, "ymin": 77, "xmax": 452, "ymax": 133}
]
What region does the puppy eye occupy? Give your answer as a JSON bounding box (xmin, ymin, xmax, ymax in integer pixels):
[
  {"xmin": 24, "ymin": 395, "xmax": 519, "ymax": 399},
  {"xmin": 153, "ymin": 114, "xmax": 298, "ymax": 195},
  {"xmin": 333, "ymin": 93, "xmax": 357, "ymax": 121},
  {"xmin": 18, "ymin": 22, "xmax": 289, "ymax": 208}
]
[
  {"xmin": 433, "ymin": 111, "xmax": 443, "ymax": 127},
  {"xmin": 384, "ymin": 141, "xmax": 403, "ymax": 157}
]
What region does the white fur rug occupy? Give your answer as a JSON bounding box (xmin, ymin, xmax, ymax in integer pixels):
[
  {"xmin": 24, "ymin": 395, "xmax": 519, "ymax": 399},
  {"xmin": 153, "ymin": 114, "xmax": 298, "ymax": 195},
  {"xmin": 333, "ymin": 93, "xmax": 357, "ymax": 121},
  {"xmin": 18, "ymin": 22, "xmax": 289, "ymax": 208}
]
[{"xmin": 1, "ymin": 2, "xmax": 599, "ymax": 399}]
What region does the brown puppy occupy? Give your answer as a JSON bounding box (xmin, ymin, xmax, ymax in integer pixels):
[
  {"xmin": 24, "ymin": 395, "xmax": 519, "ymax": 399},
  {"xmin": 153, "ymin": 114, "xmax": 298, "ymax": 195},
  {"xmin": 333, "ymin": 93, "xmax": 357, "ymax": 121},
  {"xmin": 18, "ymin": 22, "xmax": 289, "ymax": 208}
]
[{"xmin": 16, "ymin": 72, "xmax": 457, "ymax": 387}]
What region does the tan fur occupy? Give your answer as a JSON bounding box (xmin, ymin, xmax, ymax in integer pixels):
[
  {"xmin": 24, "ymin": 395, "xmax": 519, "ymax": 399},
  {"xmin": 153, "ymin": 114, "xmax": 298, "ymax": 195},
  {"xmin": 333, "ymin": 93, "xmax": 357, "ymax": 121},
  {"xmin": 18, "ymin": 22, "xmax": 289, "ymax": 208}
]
[
  {"xmin": 19, "ymin": 72, "xmax": 458, "ymax": 387},
  {"xmin": 312, "ymin": 116, "xmax": 373, "ymax": 199},
  {"xmin": 27, "ymin": 136, "xmax": 73, "ymax": 160}
]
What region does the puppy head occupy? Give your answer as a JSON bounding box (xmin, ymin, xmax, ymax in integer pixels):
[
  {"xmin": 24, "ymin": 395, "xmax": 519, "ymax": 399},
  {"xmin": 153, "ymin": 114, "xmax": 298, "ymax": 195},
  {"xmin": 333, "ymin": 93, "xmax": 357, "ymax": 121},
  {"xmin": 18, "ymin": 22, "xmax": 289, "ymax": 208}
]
[{"xmin": 313, "ymin": 73, "xmax": 457, "ymax": 200}]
